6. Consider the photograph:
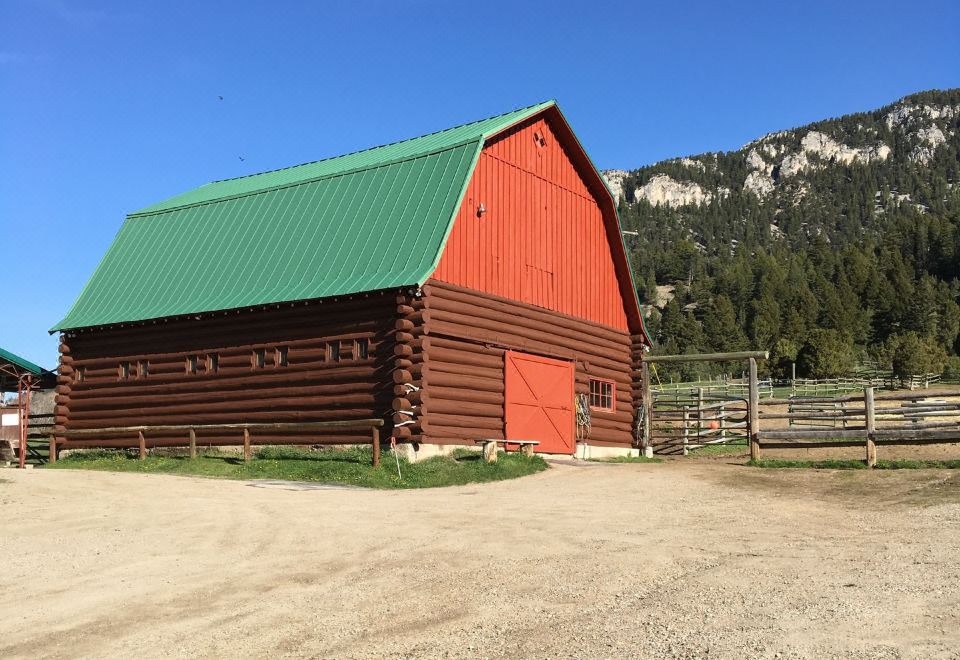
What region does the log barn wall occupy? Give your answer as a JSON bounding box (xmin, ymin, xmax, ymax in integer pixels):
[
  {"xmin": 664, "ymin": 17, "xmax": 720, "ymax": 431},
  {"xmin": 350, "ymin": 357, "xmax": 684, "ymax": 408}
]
[
  {"xmin": 56, "ymin": 292, "xmax": 399, "ymax": 446},
  {"xmin": 410, "ymin": 280, "xmax": 635, "ymax": 449}
]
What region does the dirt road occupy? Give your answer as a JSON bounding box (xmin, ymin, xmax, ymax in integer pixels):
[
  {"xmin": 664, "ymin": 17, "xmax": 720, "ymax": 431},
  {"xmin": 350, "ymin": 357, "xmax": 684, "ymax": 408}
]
[{"xmin": 2, "ymin": 462, "xmax": 959, "ymax": 659}]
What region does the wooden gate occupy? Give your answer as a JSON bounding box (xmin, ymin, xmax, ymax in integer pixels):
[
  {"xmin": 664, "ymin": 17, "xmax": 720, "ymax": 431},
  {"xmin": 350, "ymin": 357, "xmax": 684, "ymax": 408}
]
[{"xmin": 504, "ymin": 351, "xmax": 575, "ymax": 454}]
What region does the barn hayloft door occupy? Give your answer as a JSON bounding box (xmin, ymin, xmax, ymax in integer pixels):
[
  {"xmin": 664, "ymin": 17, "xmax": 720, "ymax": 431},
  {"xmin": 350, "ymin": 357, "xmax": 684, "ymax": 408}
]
[{"xmin": 504, "ymin": 351, "xmax": 575, "ymax": 454}]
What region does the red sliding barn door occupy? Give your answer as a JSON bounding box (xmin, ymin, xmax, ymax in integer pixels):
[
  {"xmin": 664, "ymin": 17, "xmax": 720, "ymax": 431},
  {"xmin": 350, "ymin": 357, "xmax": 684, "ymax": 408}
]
[{"xmin": 504, "ymin": 351, "xmax": 575, "ymax": 454}]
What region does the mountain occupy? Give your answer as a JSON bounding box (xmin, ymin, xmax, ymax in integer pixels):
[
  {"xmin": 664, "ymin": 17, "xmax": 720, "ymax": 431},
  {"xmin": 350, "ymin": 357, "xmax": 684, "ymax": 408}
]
[{"xmin": 606, "ymin": 89, "xmax": 960, "ymax": 380}]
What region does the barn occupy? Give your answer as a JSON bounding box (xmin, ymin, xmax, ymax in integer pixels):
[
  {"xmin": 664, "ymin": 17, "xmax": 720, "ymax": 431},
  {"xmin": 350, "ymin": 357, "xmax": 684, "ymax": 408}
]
[{"xmin": 52, "ymin": 101, "xmax": 651, "ymax": 459}]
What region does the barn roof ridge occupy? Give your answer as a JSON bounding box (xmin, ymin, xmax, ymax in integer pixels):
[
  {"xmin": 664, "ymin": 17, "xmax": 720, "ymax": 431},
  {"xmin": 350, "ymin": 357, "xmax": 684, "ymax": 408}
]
[
  {"xmin": 132, "ymin": 100, "xmax": 556, "ymax": 217},
  {"xmin": 207, "ymin": 99, "xmax": 557, "ymax": 185}
]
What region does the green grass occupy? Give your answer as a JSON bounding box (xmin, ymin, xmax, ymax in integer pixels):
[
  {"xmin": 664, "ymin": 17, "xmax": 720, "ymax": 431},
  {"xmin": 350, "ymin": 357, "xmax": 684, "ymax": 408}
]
[
  {"xmin": 689, "ymin": 442, "xmax": 749, "ymax": 456},
  {"xmin": 749, "ymin": 458, "xmax": 960, "ymax": 470},
  {"xmin": 588, "ymin": 455, "xmax": 663, "ymax": 464},
  {"xmin": 45, "ymin": 446, "xmax": 548, "ymax": 489}
]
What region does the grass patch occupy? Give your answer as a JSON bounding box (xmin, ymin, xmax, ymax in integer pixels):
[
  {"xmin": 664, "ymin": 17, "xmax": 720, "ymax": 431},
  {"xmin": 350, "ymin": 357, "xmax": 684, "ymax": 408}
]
[
  {"xmin": 749, "ymin": 458, "xmax": 869, "ymax": 469},
  {"xmin": 588, "ymin": 455, "xmax": 663, "ymax": 464},
  {"xmin": 689, "ymin": 442, "xmax": 748, "ymax": 456},
  {"xmin": 45, "ymin": 446, "xmax": 548, "ymax": 489},
  {"xmin": 875, "ymin": 459, "xmax": 960, "ymax": 470},
  {"xmin": 750, "ymin": 458, "xmax": 960, "ymax": 470}
]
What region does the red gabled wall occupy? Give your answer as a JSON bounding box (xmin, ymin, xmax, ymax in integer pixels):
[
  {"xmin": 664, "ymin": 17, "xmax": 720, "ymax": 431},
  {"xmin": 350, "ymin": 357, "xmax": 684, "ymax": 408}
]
[{"xmin": 431, "ymin": 115, "xmax": 631, "ymax": 331}]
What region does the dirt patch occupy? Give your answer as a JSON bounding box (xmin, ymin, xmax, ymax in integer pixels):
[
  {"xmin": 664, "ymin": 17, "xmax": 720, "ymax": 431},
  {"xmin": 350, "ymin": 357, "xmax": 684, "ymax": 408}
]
[{"xmin": 1, "ymin": 463, "xmax": 958, "ymax": 658}]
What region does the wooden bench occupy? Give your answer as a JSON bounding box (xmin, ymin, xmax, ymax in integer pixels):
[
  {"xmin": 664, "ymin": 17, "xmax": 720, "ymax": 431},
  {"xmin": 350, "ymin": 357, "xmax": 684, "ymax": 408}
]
[{"xmin": 474, "ymin": 439, "xmax": 539, "ymax": 463}]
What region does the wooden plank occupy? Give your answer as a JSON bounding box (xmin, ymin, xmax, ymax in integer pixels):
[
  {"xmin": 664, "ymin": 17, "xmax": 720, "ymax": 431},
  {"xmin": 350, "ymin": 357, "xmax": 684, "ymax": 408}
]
[
  {"xmin": 760, "ymin": 440, "xmax": 864, "ymax": 450},
  {"xmin": 62, "ymin": 419, "xmax": 385, "ymax": 437},
  {"xmin": 759, "ymin": 428, "xmax": 868, "ymax": 440},
  {"xmin": 644, "ymin": 351, "xmax": 769, "ymax": 365}
]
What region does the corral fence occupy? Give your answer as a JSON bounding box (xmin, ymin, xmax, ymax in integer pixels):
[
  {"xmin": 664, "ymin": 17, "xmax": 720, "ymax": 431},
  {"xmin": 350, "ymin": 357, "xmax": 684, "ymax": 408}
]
[
  {"xmin": 654, "ymin": 376, "xmax": 774, "ymax": 399},
  {"xmin": 640, "ymin": 352, "xmax": 960, "ymax": 464},
  {"xmin": 754, "ymin": 388, "xmax": 960, "ymax": 465},
  {"xmin": 640, "ymin": 351, "xmax": 769, "ymax": 455},
  {"xmin": 51, "ymin": 419, "xmax": 386, "ymax": 466},
  {"xmin": 790, "ymin": 374, "xmax": 941, "ymax": 396},
  {"xmin": 649, "ymin": 389, "xmax": 748, "ymax": 454}
]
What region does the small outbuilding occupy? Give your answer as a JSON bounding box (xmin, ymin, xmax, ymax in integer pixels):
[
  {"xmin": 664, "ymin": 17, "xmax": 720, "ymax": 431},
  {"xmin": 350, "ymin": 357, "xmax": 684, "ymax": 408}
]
[{"xmin": 52, "ymin": 101, "xmax": 651, "ymax": 458}]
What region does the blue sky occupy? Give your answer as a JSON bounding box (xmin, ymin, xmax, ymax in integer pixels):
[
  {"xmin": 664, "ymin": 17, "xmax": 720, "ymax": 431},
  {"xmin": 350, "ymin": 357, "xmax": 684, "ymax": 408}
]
[{"xmin": 2, "ymin": 0, "xmax": 959, "ymax": 369}]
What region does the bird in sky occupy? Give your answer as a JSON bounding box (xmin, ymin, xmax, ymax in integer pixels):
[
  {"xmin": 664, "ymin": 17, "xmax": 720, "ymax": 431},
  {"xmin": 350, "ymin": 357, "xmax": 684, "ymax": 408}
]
[
  {"xmin": 217, "ymin": 95, "xmax": 224, "ymax": 100},
  {"xmin": 238, "ymin": 156, "xmax": 245, "ymax": 162}
]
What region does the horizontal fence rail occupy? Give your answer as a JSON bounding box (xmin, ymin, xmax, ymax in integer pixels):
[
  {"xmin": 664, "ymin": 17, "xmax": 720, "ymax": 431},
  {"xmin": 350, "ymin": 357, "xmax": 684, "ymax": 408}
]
[{"xmin": 53, "ymin": 419, "xmax": 385, "ymax": 466}]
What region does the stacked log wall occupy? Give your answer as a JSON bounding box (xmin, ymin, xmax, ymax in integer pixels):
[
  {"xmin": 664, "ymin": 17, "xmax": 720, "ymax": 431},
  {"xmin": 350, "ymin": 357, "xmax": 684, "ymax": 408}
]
[
  {"xmin": 419, "ymin": 280, "xmax": 634, "ymax": 448},
  {"xmin": 56, "ymin": 293, "xmax": 398, "ymax": 445},
  {"xmin": 391, "ymin": 292, "xmax": 429, "ymax": 444}
]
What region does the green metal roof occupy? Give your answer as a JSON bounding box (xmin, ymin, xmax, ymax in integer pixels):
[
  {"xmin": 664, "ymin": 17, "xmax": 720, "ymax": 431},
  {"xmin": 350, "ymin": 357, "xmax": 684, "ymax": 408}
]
[
  {"xmin": 53, "ymin": 101, "xmax": 555, "ymax": 331},
  {"xmin": 0, "ymin": 347, "xmax": 45, "ymax": 375}
]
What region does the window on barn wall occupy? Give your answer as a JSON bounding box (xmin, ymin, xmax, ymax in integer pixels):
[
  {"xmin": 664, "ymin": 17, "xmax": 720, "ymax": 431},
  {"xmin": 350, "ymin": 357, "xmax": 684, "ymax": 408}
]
[
  {"xmin": 119, "ymin": 361, "xmax": 131, "ymax": 380},
  {"xmin": 276, "ymin": 346, "xmax": 289, "ymax": 367},
  {"xmin": 253, "ymin": 348, "xmax": 266, "ymax": 369},
  {"xmin": 137, "ymin": 360, "xmax": 149, "ymax": 378},
  {"xmin": 589, "ymin": 378, "xmax": 615, "ymax": 412},
  {"xmin": 75, "ymin": 366, "xmax": 85, "ymax": 383},
  {"xmin": 186, "ymin": 355, "xmax": 198, "ymax": 375},
  {"xmin": 328, "ymin": 341, "xmax": 340, "ymax": 363},
  {"xmin": 207, "ymin": 353, "xmax": 219, "ymax": 373},
  {"xmin": 356, "ymin": 338, "xmax": 369, "ymax": 360}
]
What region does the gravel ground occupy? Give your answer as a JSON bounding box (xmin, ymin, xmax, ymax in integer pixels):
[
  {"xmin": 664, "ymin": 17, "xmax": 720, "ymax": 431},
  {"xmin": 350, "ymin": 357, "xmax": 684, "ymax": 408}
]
[{"xmin": 1, "ymin": 461, "xmax": 959, "ymax": 659}]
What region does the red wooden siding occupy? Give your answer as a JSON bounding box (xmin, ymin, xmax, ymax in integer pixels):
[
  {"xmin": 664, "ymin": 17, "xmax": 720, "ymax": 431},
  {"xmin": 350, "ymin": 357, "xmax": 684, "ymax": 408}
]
[{"xmin": 432, "ymin": 117, "xmax": 630, "ymax": 331}]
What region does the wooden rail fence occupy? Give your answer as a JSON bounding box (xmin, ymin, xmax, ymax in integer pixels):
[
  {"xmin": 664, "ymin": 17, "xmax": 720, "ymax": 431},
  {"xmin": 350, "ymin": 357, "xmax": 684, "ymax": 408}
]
[
  {"xmin": 53, "ymin": 419, "xmax": 385, "ymax": 466},
  {"xmin": 649, "ymin": 388, "xmax": 749, "ymax": 454},
  {"xmin": 754, "ymin": 388, "xmax": 960, "ymax": 466}
]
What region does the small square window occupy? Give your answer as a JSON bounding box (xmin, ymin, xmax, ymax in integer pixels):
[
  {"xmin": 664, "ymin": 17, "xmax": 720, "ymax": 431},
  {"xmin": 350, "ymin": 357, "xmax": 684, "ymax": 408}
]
[
  {"xmin": 138, "ymin": 360, "xmax": 149, "ymax": 378},
  {"xmin": 186, "ymin": 355, "xmax": 198, "ymax": 375},
  {"xmin": 207, "ymin": 353, "xmax": 219, "ymax": 373},
  {"xmin": 253, "ymin": 348, "xmax": 266, "ymax": 369},
  {"xmin": 356, "ymin": 338, "xmax": 369, "ymax": 360},
  {"xmin": 119, "ymin": 362, "xmax": 131, "ymax": 380},
  {"xmin": 328, "ymin": 342, "xmax": 340, "ymax": 363},
  {"xmin": 589, "ymin": 378, "xmax": 615, "ymax": 412},
  {"xmin": 276, "ymin": 346, "xmax": 289, "ymax": 367}
]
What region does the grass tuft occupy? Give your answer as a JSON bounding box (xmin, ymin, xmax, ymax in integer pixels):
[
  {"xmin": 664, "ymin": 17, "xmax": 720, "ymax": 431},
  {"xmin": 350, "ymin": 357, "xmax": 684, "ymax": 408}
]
[{"xmin": 46, "ymin": 446, "xmax": 548, "ymax": 489}]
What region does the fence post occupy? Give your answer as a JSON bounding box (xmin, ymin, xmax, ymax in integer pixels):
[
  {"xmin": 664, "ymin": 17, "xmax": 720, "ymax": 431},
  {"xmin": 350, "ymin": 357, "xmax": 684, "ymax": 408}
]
[
  {"xmin": 189, "ymin": 428, "xmax": 196, "ymax": 459},
  {"xmin": 372, "ymin": 425, "xmax": 380, "ymax": 467},
  {"xmin": 48, "ymin": 435, "xmax": 57, "ymax": 464},
  {"xmin": 697, "ymin": 387, "xmax": 705, "ymax": 441},
  {"xmin": 243, "ymin": 428, "xmax": 251, "ymax": 462},
  {"xmin": 138, "ymin": 431, "xmax": 146, "ymax": 460},
  {"xmin": 682, "ymin": 407, "xmax": 690, "ymax": 456},
  {"xmin": 749, "ymin": 358, "xmax": 760, "ymax": 462},
  {"xmin": 864, "ymin": 387, "xmax": 876, "ymax": 468}
]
